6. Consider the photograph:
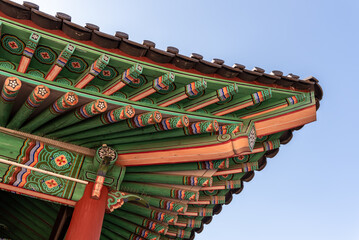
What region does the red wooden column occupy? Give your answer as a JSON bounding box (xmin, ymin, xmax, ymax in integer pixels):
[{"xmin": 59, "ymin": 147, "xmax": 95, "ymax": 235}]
[{"xmin": 65, "ymin": 182, "xmax": 108, "ymax": 240}]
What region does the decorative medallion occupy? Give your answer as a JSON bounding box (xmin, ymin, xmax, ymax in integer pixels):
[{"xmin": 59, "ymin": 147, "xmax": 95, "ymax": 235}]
[
  {"xmin": 97, "ymin": 100, "xmax": 107, "ymax": 111},
  {"xmin": 44, "ymin": 178, "xmax": 58, "ymax": 189},
  {"xmin": 98, "ymin": 145, "xmax": 117, "ymax": 162},
  {"xmin": 55, "ymin": 77, "xmax": 73, "ymax": 86},
  {"xmin": 54, "ymin": 155, "xmax": 68, "ymax": 167},
  {"xmin": 34, "ymin": 45, "xmax": 57, "ymax": 65},
  {"xmin": 0, "ymin": 61, "xmax": 16, "ymax": 70},
  {"xmin": 65, "ymin": 56, "xmax": 88, "ymax": 73},
  {"xmin": 98, "ymin": 65, "xmax": 119, "ymax": 81},
  {"xmin": 6, "ymin": 78, "xmax": 20, "ymax": 90},
  {"xmin": 27, "ymin": 69, "xmax": 45, "ymax": 78},
  {"xmin": 1, "ymin": 34, "xmax": 25, "ymax": 55},
  {"xmin": 2, "ymin": 139, "xmax": 85, "ymax": 199}
]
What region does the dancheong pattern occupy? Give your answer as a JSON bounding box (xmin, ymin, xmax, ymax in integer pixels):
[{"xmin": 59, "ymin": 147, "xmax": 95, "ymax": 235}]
[
  {"xmin": 1, "ymin": 139, "xmax": 85, "ymax": 199},
  {"xmin": 98, "ymin": 65, "xmax": 119, "ymax": 81},
  {"xmin": 65, "ymin": 55, "xmax": 88, "ymax": 73},
  {"xmin": 34, "ymin": 45, "xmax": 58, "ymax": 65},
  {"xmin": 1, "ymin": 34, "xmax": 25, "ymax": 55}
]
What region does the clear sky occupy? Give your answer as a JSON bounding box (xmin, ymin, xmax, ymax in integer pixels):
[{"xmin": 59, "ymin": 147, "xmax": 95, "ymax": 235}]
[{"xmin": 11, "ymin": 0, "xmax": 359, "ymax": 239}]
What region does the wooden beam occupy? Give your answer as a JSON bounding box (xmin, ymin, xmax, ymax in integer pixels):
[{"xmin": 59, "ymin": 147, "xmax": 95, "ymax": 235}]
[
  {"xmin": 17, "ymin": 32, "xmax": 41, "ymax": 73},
  {"xmin": 7, "ymin": 85, "xmax": 50, "ymax": 129},
  {"xmin": 74, "ymin": 54, "xmax": 110, "ymax": 89},
  {"xmin": 157, "ymin": 79, "xmax": 207, "ymax": 107},
  {"xmin": 102, "ymin": 63, "xmax": 143, "ymax": 96},
  {"xmin": 45, "ymin": 43, "xmax": 76, "ymax": 81},
  {"xmin": 184, "ymin": 83, "xmax": 239, "ymax": 112},
  {"xmin": 129, "ymin": 72, "xmax": 175, "ymax": 101}
]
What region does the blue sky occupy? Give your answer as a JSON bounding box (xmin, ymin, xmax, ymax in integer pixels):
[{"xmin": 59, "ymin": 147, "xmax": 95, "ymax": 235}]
[{"xmin": 12, "ymin": 0, "xmax": 359, "ymax": 239}]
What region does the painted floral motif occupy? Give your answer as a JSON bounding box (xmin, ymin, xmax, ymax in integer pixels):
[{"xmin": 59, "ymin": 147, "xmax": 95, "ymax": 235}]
[
  {"xmin": 98, "ymin": 66, "xmax": 118, "ymax": 81},
  {"xmin": 34, "ymin": 46, "xmax": 57, "ymax": 65},
  {"xmin": 1, "ymin": 35, "xmax": 25, "ymax": 55},
  {"xmin": 2, "ymin": 140, "xmax": 85, "ymax": 199},
  {"xmin": 54, "ymin": 155, "xmax": 68, "ymax": 167},
  {"xmin": 45, "ymin": 179, "xmax": 58, "ymax": 189},
  {"xmin": 65, "ymin": 56, "xmax": 88, "ymax": 73}
]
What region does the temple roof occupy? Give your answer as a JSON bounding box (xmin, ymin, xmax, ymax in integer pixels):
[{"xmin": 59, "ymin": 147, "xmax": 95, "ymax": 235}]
[
  {"xmin": 0, "ymin": 0, "xmax": 323, "ymax": 99},
  {"xmin": 0, "ymin": 1, "xmax": 323, "ymax": 239}
]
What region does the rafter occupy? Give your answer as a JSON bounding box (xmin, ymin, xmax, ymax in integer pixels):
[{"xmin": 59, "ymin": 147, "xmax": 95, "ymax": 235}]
[
  {"xmin": 184, "ymin": 83, "xmax": 239, "ymax": 112},
  {"xmin": 129, "ymin": 72, "xmax": 175, "ymax": 101},
  {"xmin": 17, "ymin": 32, "xmax": 41, "ymax": 73},
  {"xmin": 74, "ymin": 54, "xmax": 110, "ymax": 89}
]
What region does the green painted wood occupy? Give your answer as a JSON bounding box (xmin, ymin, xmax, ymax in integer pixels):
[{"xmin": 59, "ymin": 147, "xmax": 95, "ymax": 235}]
[
  {"xmin": 0, "ymin": 215, "xmax": 36, "ymax": 240},
  {"xmin": 113, "ymin": 209, "xmax": 168, "ymax": 234},
  {"xmin": 120, "ymin": 182, "xmax": 198, "ymax": 201},
  {"xmin": 0, "ymin": 197, "xmax": 51, "ymax": 236},
  {"xmin": 120, "ymin": 203, "xmax": 177, "ymax": 224},
  {"xmin": 111, "ymin": 133, "xmax": 212, "ymax": 153},
  {"xmin": 69, "ymin": 115, "xmax": 188, "ymax": 146},
  {"xmin": 101, "ymin": 63, "xmax": 143, "ymax": 95},
  {"xmin": 73, "ymin": 54, "xmax": 110, "ymax": 89},
  {"xmin": 103, "ymin": 222, "xmax": 144, "ymax": 240},
  {"xmin": 33, "ymin": 98, "xmax": 107, "ymax": 135},
  {"xmin": 26, "ymin": 197, "xmax": 60, "ymax": 220},
  {"xmin": 45, "ymin": 43, "xmax": 76, "ymax": 81},
  {"xmin": 129, "ymin": 72, "xmax": 175, "ymax": 100},
  {"xmin": 156, "ymin": 79, "xmax": 207, "ymax": 106},
  {"xmin": 83, "ymin": 119, "xmax": 218, "ymax": 148},
  {"xmin": 199, "ymin": 189, "xmax": 230, "ymax": 197},
  {"xmin": 124, "ymin": 173, "xmax": 212, "ymax": 187},
  {"xmin": 127, "ymin": 158, "xmax": 229, "ymax": 173},
  {"xmin": 0, "ymin": 205, "xmax": 45, "ymax": 240},
  {"xmin": 20, "ymin": 92, "xmax": 79, "ymax": 133},
  {"xmin": 7, "ymin": 85, "xmax": 50, "ymax": 130},
  {"xmin": 0, "ymin": 77, "xmax": 22, "ymax": 126},
  {"xmin": 0, "ymin": 132, "xmax": 27, "ymax": 159},
  {"xmin": 50, "ymin": 105, "xmax": 135, "ymax": 138},
  {"xmin": 211, "ymin": 89, "xmax": 272, "ymax": 115},
  {"xmin": 167, "ymin": 225, "xmax": 192, "ymax": 239},
  {"xmin": 62, "ymin": 111, "xmax": 162, "ymax": 142},
  {"xmin": 176, "ymin": 215, "xmax": 202, "ymax": 228},
  {"xmin": 183, "ymin": 83, "xmax": 238, "ymax": 110},
  {"xmin": 101, "ymin": 227, "xmax": 126, "ymax": 240},
  {"xmin": 140, "ymin": 195, "xmax": 188, "ymax": 213},
  {"xmin": 186, "ymin": 206, "xmax": 214, "ymax": 216},
  {"xmin": 200, "ymin": 195, "xmax": 226, "ymax": 204},
  {"xmin": 105, "ymin": 214, "xmax": 161, "ymax": 240},
  {"xmin": 5, "ymin": 193, "xmax": 53, "ymax": 227},
  {"xmin": 213, "ymin": 173, "xmax": 246, "ymax": 183}
]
